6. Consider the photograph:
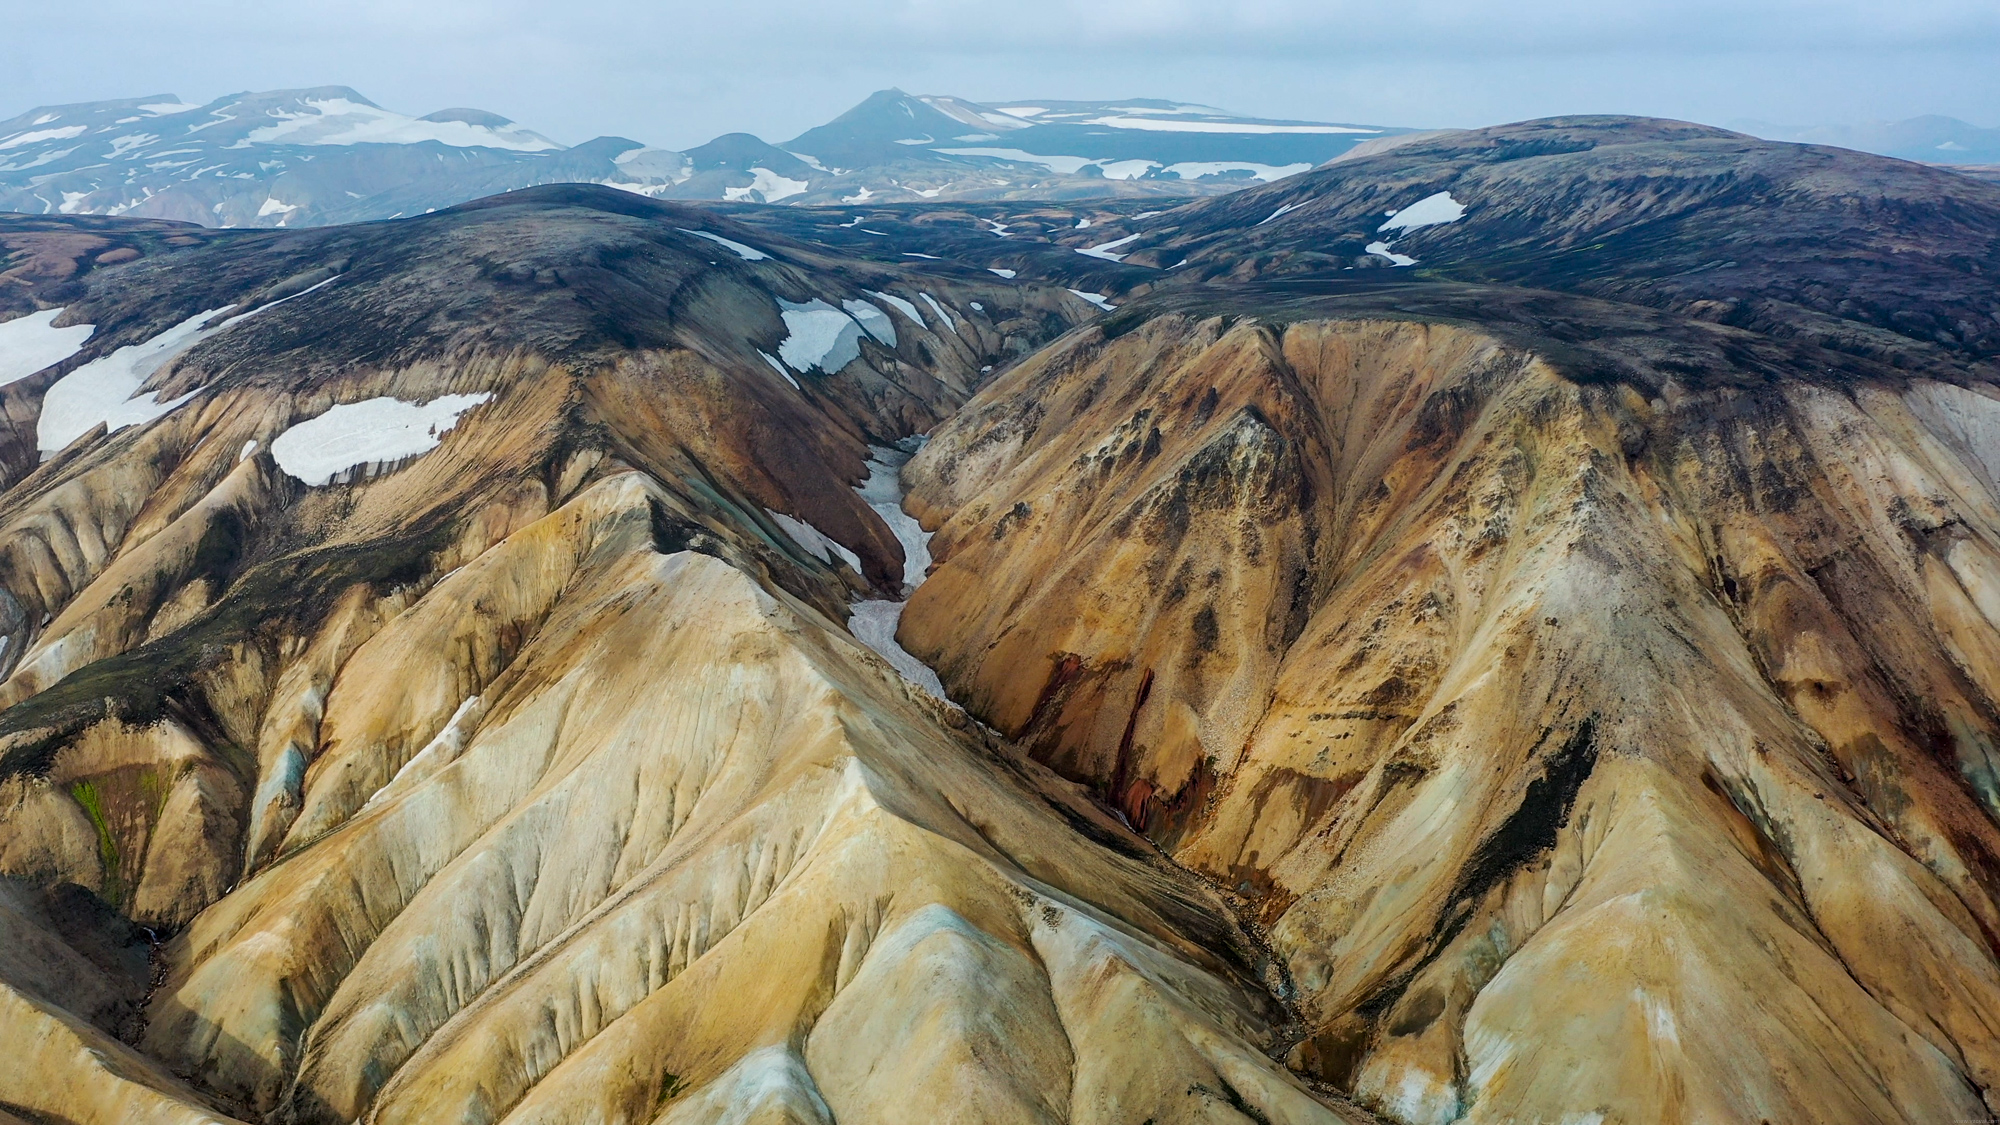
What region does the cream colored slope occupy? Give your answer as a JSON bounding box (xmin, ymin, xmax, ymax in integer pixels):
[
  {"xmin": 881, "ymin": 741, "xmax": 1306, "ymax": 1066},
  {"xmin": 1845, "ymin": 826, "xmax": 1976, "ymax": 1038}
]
[
  {"xmin": 143, "ymin": 471, "xmax": 1365, "ymax": 1124},
  {"xmin": 0, "ymin": 981, "xmax": 249, "ymax": 1125},
  {"xmin": 901, "ymin": 314, "xmax": 2000, "ymax": 1121}
]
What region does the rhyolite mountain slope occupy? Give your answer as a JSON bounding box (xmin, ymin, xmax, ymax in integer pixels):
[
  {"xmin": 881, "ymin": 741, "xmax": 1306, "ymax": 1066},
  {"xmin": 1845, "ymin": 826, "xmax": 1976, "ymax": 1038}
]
[
  {"xmin": 887, "ymin": 117, "xmax": 2000, "ymax": 1124},
  {"xmin": 1, "ymin": 87, "xmax": 1402, "ymax": 229},
  {"xmin": 0, "ymin": 184, "xmax": 1363, "ymax": 1124},
  {"xmin": 0, "ymin": 115, "xmax": 1997, "ymax": 1125}
]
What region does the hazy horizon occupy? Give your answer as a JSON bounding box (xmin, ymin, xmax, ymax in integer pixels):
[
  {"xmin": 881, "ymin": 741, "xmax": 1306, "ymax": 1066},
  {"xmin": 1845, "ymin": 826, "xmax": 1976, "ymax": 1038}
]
[{"xmin": 5, "ymin": 0, "xmax": 1997, "ymax": 150}]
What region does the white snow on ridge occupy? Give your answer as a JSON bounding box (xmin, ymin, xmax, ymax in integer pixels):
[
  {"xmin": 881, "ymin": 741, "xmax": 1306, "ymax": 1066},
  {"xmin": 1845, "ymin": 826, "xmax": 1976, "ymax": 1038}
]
[
  {"xmin": 238, "ymin": 97, "xmax": 561, "ymax": 152},
  {"xmin": 778, "ymin": 298, "xmax": 867, "ymax": 373},
  {"xmin": 1078, "ymin": 233, "xmax": 1143, "ymax": 262},
  {"xmin": 768, "ymin": 509, "xmax": 862, "ymax": 573},
  {"xmin": 0, "ymin": 125, "xmax": 88, "ymax": 150},
  {"xmin": 1082, "ymin": 116, "xmax": 1378, "ymax": 135},
  {"xmin": 1067, "ymin": 289, "xmax": 1117, "ymax": 311},
  {"xmin": 678, "ymin": 228, "xmax": 769, "ymax": 261},
  {"xmin": 932, "ymin": 148, "xmax": 1308, "ymax": 185},
  {"xmin": 37, "ymin": 275, "xmax": 344, "ymax": 452},
  {"xmin": 0, "ymin": 309, "xmax": 94, "ymax": 388},
  {"xmin": 269, "ymin": 393, "xmax": 493, "ymax": 486},
  {"xmin": 934, "ymin": 148, "xmax": 1100, "ymax": 175},
  {"xmin": 38, "ymin": 308, "xmax": 226, "ymax": 453},
  {"xmin": 723, "ymin": 167, "xmax": 809, "ymax": 203},
  {"xmin": 1379, "ymin": 191, "xmax": 1467, "ymax": 232},
  {"xmin": 989, "ymin": 268, "xmax": 1016, "ymax": 279},
  {"xmin": 1258, "ymin": 203, "xmax": 1302, "ymax": 226}
]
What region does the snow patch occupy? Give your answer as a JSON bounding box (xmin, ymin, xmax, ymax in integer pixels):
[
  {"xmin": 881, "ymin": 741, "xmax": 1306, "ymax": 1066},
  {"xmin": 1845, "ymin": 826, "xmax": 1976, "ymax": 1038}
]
[
  {"xmin": 238, "ymin": 97, "xmax": 559, "ymax": 152},
  {"xmin": 678, "ymin": 228, "xmax": 768, "ymax": 261},
  {"xmin": 918, "ymin": 293, "xmax": 957, "ymax": 330},
  {"xmin": 758, "ymin": 350, "xmax": 800, "ymax": 390},
  {"xmin": 238, "ymin": 439, "xmax": 258, "ymax": 462},
  {"xmin": 723, "ymin": 167, "xmax": 809, "ymax": 203},
  {"xmin": 1077, "ymin": 232, "xmax": 1143, "ymax": 262},
  {"xmin": 0, "ymin": 125, "xmax": 87, "ymax": 150},
  {"xmin": 0, "ymin": 309, "xmax": 94, "ymax": 388},
  {"xmin": 1165, "ymin": 160, "xmax": 1310, "ymax": 182},
  {"xmin": 1378, "ymin": 191, "xmax": 1467, "ymax": 233},
  {"xmin": 777, "ymin": 298, "xmax": 867, "ymax": 373},
  {"xmin": 769, "ymin": 509, "xmax": 862, "ymax": 573},
  {"xmin": 269, "ymin": 393, "xmax": 492, "ymax": 486},
  {"xmin": 363, "ymin": 695, "xmax": 485, "ymax": 810},
  {"xmin": 865, "ymin": 290, "xmax": 923, "ymax": 324},
  {"xmin": 37, "ymin": 308, "xmax": 235, "ymax": 453},
  {"xmin": 933, "ymin": 148, "xmax": 1100, "ymax": 175},
  {"xmin": 1067, "ymin": 289, "xmax": 1117, "ymax": 311},
  {"xmin": 1084, "ymin": 116, "xmax": 1377, "ymax": 134},
  {"xmin": 1365, "ymin": 241, "xmax": 1418, "ymax": 267},
  {"xmin": 841, "ymin": 299, "xmax": 897, "ymax": 345},
  {"xmin": 1258, "ymin": 202, "xmax": 1302, "ymax": 225},
  {"xmin": 988, "ymin": 268, "xmax": 1016, "ymax": 278}
]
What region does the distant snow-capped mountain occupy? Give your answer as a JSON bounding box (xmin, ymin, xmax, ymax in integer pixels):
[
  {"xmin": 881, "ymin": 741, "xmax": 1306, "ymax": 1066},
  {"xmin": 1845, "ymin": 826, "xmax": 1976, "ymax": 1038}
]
[
  {"xmin": 1736, "ymin": 115, "xmax": 2000, "ymax": 165},
  {"xmin": 0, "ymin": 86, "xmax": 1406, "ymax": 227}
]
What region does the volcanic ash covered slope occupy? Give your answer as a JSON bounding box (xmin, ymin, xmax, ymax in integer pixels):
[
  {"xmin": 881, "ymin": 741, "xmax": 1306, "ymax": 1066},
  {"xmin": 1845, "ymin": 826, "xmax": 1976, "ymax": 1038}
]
[{"xmin": 0, "ymin": 186, "xmax": 1361, "ymax": 1124}]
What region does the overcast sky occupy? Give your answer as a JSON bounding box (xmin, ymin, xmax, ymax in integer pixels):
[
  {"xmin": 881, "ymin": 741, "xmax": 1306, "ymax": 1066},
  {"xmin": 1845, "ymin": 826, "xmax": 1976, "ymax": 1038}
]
[{"xmin": 4, "ymin": 0, "xmax": 1996, "ymax": 148}]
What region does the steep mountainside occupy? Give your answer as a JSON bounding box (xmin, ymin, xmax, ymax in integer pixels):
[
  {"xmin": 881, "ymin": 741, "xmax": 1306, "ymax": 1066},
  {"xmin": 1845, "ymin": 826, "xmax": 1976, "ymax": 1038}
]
[
  {"xmin": 1, "ymin": 117, "xmax": 1999, "ymax": 1125},
  {"xmin": 882, "ymin": 118, "xmax": 2000, "ymax": 1125},
  {"xmin": 0, "ymin": 184, "xmax": 1371, "ymax": 1125}
]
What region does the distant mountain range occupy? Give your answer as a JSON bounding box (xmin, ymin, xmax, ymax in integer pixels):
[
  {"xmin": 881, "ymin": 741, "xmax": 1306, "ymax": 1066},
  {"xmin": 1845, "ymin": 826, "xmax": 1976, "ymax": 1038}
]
[
  {"xmin": 1738, "ymin": 114, "xmax": 2000, "ymax": 165},
  {"xmin": 0, "ymin": 86, "xmax": 1405, "ymax": 228}
]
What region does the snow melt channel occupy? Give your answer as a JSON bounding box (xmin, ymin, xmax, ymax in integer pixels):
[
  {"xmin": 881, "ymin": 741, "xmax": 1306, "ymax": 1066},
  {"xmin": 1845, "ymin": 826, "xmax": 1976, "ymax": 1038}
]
[{"xmin": 848, "ymin": 438, "xmax": 948, "ymax": 700}]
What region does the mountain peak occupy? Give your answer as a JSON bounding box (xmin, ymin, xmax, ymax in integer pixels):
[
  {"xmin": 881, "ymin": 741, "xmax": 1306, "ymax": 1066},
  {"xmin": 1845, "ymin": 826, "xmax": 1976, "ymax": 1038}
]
[{"xmin": 421, "ymin": 107, "xmax": 515, "ymax": 128}]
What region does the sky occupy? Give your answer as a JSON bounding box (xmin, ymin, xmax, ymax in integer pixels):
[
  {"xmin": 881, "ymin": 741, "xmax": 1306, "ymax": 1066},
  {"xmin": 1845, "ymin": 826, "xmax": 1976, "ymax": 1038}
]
[{"xmin": 3, "ymin": 0, "xmax": 1997, "ymax": 149}]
